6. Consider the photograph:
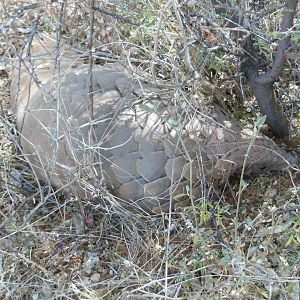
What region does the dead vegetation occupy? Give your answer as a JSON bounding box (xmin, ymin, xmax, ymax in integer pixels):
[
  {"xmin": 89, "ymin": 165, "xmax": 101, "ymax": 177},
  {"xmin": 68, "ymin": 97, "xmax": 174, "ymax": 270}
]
[{"xmin": 0, "ymin": 0, "xmax": 300, "ymax": 299}]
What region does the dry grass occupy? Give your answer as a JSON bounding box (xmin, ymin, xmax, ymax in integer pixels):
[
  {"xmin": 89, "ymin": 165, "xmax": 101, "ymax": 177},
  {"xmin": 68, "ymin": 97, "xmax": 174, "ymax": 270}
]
[{"xmin": 0, "ymin": 0, "xmax": 300, "ymax": 299}]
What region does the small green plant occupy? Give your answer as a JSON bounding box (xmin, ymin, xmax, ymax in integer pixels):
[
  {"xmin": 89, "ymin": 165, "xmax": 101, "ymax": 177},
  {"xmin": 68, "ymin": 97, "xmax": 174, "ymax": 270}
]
[
  {"xmin": 235, "ymin": 115, "xmax": 267, "ymax": 244},
  {"xmin": 285, "ymin": 212, "xmax": 300, "ymax": 246}
]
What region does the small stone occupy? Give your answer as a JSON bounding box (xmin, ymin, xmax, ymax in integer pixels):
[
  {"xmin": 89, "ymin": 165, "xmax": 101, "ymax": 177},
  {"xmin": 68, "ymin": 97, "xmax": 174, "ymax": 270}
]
[
  {"xmin": 32, "ymin": 294, "xmax": 39, "ymax": 300},
  {"xmin": 72, "ymin": 213, "xmax": 85, "ymax": 234},
  {"xmin": 83, "ymin": 252, "xmax": 99, "ymax": 274},
  {"xmin": 265, "ymin": 188, "xmax": 277, "ymax": 198},
  {"xmin": 90, "ymin": 273, "xmax": 101, "ymax": 283}
]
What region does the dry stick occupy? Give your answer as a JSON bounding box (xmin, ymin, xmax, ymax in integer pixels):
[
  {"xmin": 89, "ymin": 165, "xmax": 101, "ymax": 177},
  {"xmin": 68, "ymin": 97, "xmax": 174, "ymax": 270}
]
[
  {"xmin": 172, "ymin": 0, "xmax": 197, "ymax": 75},
  {"xmin": 50, "ymin": 0, "xmax": 65, "ymax": 198},
  {"xmin": 51, "ymin": 0, "xmax": 86, "ymax": 228},
  {"xmin": 88, "ymin": 0, "xmax": 95, "ymax": 121},
  {"xmin": 0, "ymin": 3, "xmax": 39, "ymax": 32},
  {"xmin": 87, "ymin": 0, "xmax": 103, "ymax": 187},
  {"xmin": 92, "ymin": 5, "xmax": 140, "ymax": 26},
  {"xmin": 85, "ymin": 0, "xmax": 107, "ymax": 216},
  {"xmin": 11, "ymin": 39, "xmax": 62, "ymax": 224},
  {"xmin": 162, "ymin": 3, "xmax": 188, "ymax": 296},
  {"xmin": 2, "ymin": 9, "xmax": 49, "ymax": 202},
  {"xmin": 20, "ymin": 15, "xmax": 56, "ymax": 199},
  {"xmin": 151, "ymin": 0, "xmax": 173, "ymax": 85}
]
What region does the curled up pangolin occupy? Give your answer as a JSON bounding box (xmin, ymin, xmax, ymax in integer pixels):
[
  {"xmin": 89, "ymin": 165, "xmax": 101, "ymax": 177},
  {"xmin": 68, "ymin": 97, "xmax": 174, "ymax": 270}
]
[{"xmin": 10, "ymin": 35, "xmax": 298, "ymax": 214}]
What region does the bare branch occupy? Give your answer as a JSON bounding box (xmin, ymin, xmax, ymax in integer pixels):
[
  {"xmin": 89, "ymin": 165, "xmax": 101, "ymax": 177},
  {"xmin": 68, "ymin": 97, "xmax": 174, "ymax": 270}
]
[
  {"xmin": 257, "ymin": 0, "xmax": 298, "ymax": 84},
  {"xmin": 241, "ymin": 0, "xmax": 299, "ymax": 137}
]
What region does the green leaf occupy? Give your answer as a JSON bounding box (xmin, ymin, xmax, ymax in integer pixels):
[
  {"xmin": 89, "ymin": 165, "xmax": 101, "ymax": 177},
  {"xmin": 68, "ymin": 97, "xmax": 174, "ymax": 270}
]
[
  {"xmin": 185, "ymin": 185, "xmax": 190, "ymax": 193},
  {"xmin": 168, "ymin": 118, "xmax": 180, "ymax": 127},
  {"xmin": 174, "ymin": 193, "xmax": 186, "ymax": 199},
  {"xmin": 143, "ymin": 104, "xmax": 155, "ymax": 113},
  {"xmin": 255, "ymin": 115, "xmax": 267, "ymax": 130},
  {"xmin": 241, "ymin": 179, "xmax": 249, "ymax": 191}
]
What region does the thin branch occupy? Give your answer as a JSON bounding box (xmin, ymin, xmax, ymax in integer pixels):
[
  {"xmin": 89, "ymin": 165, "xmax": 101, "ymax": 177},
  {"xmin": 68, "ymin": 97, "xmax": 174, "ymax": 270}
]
[
  {"xmin": 88, "ymin": 0, "xmax": 95, "ymax": 121},
  {"xmin": 92, "ymin": 5, "xmax": 140, "ymax": 26},
  {"xmin": 257, "ymin": 0, "xmax": 298, "ymax": 84}
]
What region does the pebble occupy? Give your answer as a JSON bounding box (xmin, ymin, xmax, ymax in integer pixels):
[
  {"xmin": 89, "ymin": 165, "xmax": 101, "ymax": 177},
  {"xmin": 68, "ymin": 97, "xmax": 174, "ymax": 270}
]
[{"xmin": 90, "ymin": 273, "xmax": 101, "ymax": 283}]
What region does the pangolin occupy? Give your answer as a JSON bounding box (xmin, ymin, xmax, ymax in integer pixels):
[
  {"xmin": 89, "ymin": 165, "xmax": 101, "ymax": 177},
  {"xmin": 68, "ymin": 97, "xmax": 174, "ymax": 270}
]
[{"xmin": 10, "ymin": 34, "xmax": 298, "ymax": 214}]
